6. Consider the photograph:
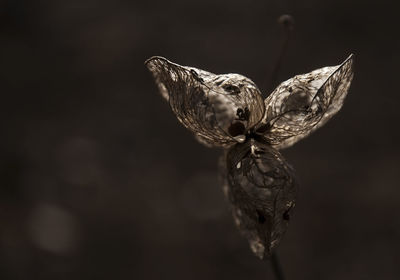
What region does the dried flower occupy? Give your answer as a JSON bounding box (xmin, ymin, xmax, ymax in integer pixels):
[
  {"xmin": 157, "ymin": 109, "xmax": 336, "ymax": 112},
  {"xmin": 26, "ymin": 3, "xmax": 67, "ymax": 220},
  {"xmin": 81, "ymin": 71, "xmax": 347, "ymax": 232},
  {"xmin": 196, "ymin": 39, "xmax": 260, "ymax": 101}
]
[{"xmin": 145, "ymin": 54, "xmax": 354, "ymax": 259}]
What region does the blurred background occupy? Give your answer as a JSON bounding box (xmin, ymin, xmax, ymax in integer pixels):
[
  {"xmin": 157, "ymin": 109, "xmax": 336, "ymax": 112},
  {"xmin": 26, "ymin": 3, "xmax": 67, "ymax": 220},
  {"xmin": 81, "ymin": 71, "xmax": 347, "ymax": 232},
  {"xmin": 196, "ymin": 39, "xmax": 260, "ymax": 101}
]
[{"xmin": 1, "ymin": 0, "xmax": 399, "ymax": 279}]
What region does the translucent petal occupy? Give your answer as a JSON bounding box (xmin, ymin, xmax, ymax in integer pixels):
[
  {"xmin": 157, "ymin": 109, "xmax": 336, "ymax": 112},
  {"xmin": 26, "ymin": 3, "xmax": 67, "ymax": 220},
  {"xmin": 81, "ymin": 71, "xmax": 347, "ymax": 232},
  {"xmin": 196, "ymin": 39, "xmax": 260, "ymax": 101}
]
[
  {"xmin": 145, "ymin": 56, "xmax": 265, "ymax": 147},
  {"xmin": 259, "ymin": 54, "xmax": 354, "ymax": 149},
  {"xmin": 220, "ymin": 139, "xmax": 298, "ymax": 259}
]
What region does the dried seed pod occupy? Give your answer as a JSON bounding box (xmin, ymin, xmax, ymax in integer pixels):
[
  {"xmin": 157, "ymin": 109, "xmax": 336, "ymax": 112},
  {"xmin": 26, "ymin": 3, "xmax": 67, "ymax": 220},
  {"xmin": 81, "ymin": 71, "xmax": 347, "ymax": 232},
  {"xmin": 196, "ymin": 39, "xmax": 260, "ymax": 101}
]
[
  {"xmin": 145, "ymin": 56, "xmax": 265, "ymax": 147},
  {"xmin": 258, "ymin": 54, "xmax": 354, "ymax": 149},
  {"xmin": 145, "ymin": 54, "xmax": 354, "ymax": 259},
  {"xmin": 222, "ymin": 139, "xmax": 298, "ymax": 259}
]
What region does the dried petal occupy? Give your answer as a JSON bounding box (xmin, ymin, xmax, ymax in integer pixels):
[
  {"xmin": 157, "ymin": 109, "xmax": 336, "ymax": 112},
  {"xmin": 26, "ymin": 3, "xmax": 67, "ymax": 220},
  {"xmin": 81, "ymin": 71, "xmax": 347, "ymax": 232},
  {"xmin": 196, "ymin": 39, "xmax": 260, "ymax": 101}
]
[
  {"xmin": 259, "ymin": 54, "xmax": 354, "ymax": 149},
  {"xmin": 222, "ymin": 139, "xmax": 298, "ymax": 259},
  {"xmin": 145, "ymin": 56, "xmax": 265, "ymax": 147}
]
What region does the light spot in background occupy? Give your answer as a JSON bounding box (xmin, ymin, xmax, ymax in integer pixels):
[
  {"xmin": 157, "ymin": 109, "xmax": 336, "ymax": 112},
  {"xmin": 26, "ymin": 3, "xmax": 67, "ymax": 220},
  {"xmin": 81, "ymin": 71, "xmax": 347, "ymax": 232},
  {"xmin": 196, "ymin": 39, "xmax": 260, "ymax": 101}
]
[{"xmin": 28, "ymin": 203, "xmax": 79, "ymax": 254}]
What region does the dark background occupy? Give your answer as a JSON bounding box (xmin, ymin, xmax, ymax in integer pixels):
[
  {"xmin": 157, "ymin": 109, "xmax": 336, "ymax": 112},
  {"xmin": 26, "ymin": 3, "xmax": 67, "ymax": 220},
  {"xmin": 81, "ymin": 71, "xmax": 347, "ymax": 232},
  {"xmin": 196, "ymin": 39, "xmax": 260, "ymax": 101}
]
[{"xmin": 1, "ymin": 0, "xmax": 399, "ymax": 279}]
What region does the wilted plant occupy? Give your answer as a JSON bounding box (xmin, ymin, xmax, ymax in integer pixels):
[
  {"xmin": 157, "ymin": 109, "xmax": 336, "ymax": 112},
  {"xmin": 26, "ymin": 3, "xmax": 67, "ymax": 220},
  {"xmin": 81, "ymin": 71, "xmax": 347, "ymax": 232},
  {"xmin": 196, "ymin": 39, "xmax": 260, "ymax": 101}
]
[{"xmin": 145, "ymin": 53, "xmax": 354, "ymax": 261}]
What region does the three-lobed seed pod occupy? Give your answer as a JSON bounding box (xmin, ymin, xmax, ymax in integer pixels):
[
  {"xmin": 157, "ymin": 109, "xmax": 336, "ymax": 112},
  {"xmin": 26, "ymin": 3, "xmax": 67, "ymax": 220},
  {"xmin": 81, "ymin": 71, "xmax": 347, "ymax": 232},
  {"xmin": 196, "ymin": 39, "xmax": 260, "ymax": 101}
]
[{"xmin": 145, "ymin": 55, "xmax": 354, "ymax": 259}]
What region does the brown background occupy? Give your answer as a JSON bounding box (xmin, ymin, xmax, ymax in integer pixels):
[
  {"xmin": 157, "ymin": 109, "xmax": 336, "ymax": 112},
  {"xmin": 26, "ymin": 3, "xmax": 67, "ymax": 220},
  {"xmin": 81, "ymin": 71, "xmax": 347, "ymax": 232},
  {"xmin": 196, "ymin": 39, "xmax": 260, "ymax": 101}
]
[{"xmin": 1, "ymin": 0, "xmax": 399, "ymax": 279}]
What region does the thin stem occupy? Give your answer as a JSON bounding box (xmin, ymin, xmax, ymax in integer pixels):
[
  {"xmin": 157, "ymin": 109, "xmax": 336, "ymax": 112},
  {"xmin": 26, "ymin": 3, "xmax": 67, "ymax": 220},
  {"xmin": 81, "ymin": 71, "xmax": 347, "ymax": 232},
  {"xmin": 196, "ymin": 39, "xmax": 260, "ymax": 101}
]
[
  {"xmin": 265, "ymin": 15, "xmax": 295, "ymax": 97},
  {"xmin": 270, "ymin": 251, "xmax": 285, "ymax": 280}
]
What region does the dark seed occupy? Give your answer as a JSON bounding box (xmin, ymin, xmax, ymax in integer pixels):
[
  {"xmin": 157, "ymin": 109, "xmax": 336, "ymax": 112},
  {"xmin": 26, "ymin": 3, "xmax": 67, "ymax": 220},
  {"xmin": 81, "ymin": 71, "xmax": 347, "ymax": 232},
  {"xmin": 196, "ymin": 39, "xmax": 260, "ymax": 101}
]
[
  {"xmin": 257, "ymin": 210, "xmax": 266, "ymax": 224},
  {"xmin": 283, "ymin": 208, "xmax": 291, "ymax": 221},
  {"xmin": 223, "ymin": 84, "xmax": 241, "ymax": 94},
  {"xmin": 228, "ymin": 122, "xmax": 246, "ymax": 137}
]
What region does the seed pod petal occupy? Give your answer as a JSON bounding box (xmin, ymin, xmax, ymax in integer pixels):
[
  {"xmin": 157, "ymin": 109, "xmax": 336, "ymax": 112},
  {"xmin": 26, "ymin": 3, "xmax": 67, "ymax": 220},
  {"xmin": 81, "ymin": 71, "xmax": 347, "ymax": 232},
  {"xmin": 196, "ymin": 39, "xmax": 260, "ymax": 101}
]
[
  {"xmin": 222, "ymin": 139, "xmax": 298, "ymax": 259},
  {"xmin": 259, "ymin": 54, "xmax": 354, "ymax": 149},
  {"xmin": 145, "ymin": 56, "xmax": 265, "ymax": 147}
]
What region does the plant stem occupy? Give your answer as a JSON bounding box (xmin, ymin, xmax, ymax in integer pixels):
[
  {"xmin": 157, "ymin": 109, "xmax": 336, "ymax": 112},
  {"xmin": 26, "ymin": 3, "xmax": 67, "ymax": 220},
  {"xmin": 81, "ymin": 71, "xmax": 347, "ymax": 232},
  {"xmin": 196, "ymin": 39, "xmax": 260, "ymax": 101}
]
[
  {"xmin": 271, "ymin": 251, "xmax": 285, "ymax": 280},
  {"xmin": 264, "ymin": 14, "xmax": 295, "ymax": 97}
]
